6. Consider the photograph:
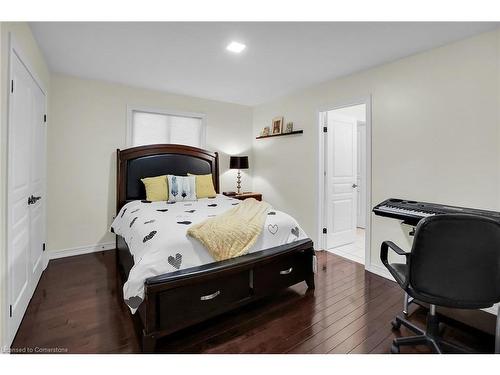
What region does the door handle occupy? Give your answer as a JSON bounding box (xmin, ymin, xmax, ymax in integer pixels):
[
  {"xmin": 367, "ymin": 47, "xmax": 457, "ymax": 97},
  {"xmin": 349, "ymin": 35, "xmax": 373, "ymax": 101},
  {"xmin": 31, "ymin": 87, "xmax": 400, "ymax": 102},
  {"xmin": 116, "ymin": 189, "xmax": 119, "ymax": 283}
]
[
  {"xmin": 352, "ymin": 184, "xmax": 358, "ymax": 188},
  {"xmin": 28, "ymin": 195, "xmax": 42, "ymax": 205}
]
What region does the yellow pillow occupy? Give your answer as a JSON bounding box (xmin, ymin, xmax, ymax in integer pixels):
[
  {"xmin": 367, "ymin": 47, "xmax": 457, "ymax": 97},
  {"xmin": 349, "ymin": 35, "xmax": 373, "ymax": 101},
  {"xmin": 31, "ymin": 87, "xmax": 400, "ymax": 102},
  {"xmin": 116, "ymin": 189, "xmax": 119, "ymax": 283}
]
[
  {"xmin": 141, "ymin": 175, "xmax": 168, "ymax": 201},
  {"xmin": 188, "ymin": 173, "xmax": 217, "ymax": 199}
]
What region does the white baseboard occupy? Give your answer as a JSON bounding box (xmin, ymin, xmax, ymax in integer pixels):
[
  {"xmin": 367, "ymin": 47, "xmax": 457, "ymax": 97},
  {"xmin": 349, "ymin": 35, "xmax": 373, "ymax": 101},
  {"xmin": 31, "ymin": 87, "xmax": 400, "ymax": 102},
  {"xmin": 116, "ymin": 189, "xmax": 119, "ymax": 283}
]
[{"xmin": 45, "ymin": 241, "xmax": 115, "ymax": 261}]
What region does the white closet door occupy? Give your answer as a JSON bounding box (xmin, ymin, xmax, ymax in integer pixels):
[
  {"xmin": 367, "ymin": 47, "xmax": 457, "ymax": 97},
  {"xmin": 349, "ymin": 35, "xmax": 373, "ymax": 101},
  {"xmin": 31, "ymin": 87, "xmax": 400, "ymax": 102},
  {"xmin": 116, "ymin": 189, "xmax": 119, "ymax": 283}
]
[
  {"xmin": 7, "ymin": 52, "xmax": 46, "ymax": 344},
  {"xmin": 326, "ymin": 112, "xmax": 357, "ymax": 249}
]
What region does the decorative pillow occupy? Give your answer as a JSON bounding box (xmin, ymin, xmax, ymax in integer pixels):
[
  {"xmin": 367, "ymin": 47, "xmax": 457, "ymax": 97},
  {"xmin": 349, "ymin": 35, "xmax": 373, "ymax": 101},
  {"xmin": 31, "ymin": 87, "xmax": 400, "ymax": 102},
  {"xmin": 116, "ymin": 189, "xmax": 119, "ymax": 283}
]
[
  {"xmin": 167, "ymin": 175, "xmax": 197, "ymax": 202},
  {"xmin": 188, "ymin": 173, "xmax": 217, "ymax": 199},
  {"xmin": 141, "ymin": 175, "xmax": 168, "ymax": 201}
]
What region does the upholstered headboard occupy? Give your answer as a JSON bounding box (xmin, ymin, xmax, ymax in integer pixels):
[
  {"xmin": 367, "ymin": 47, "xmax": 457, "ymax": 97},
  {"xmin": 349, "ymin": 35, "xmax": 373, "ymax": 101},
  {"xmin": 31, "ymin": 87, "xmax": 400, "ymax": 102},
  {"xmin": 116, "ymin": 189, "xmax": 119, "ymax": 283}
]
[{"xmin": 116, "ymin": 144, "xmax": 219, "ymax": 211}]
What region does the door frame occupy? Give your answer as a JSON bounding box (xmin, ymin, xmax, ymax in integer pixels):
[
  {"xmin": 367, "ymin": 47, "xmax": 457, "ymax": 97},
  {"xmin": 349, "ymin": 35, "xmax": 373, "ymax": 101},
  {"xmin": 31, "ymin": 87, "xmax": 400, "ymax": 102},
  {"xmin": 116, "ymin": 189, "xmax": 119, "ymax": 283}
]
[
  {"xmin": 316, "ymin": 96, "xmax": 372, "ymax": 269},
  {"xmin": 3, "ymin": 33, "xmax": 48, "ymax": 348},
  {"xmin": 356, "ymin": 121, "xmax": 367, "ymax": 228}
]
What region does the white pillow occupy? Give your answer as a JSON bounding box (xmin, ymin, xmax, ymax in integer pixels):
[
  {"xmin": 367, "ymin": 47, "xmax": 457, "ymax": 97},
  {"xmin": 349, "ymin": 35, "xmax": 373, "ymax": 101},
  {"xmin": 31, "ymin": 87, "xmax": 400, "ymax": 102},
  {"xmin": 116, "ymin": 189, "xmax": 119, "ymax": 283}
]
[{"xmin": 167, "ymin": 175, "xmax": 197, "ymax": 202}]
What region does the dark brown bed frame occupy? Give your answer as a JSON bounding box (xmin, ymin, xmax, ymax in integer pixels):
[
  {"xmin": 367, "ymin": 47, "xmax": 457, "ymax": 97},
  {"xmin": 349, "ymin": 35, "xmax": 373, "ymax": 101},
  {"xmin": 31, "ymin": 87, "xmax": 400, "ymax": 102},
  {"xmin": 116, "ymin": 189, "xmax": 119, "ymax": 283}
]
[{"xmin": 115, "ymin": 144, "xmax": 315, "ymax": 352}]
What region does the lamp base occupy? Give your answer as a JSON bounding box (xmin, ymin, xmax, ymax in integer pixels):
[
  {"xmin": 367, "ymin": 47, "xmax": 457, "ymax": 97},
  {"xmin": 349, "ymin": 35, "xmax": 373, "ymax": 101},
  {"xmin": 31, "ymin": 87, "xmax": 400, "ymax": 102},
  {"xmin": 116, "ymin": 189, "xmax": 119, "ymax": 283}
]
[{"xmin": 236, "ymin": 170, "xmax": 242, "ymax": 194}]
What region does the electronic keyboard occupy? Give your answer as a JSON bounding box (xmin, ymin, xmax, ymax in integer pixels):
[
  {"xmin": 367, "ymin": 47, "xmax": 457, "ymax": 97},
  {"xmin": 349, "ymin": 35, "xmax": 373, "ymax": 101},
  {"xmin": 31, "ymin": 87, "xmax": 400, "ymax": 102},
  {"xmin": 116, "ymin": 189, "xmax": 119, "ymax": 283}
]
[{"xmin": 373, "ymin": 198, "xmax": 500, "ymax": 226}]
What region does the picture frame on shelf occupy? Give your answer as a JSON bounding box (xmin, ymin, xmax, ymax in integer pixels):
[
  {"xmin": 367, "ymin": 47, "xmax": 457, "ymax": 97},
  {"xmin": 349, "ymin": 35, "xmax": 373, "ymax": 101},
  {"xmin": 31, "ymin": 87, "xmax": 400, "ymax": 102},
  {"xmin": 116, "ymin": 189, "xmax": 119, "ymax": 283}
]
[
  {"xmin": 272, "ymin": 116, "xmax": 283, "ymax": 134},
  {"xmin": 285, "ymin": 122, "xmax": 294, "ymax": 133}
]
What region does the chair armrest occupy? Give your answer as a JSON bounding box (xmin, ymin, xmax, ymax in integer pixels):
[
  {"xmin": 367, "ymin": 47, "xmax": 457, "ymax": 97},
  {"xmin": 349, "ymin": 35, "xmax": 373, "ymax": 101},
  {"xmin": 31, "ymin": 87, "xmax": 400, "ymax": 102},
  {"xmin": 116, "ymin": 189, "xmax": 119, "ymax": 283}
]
[
  {"xmin": 380, "ymin": 241, "xmax": 411, "ymax": 289},
  {"xmin": 381, "ymin": 241, "xmax": 410, "ymax": 260}
]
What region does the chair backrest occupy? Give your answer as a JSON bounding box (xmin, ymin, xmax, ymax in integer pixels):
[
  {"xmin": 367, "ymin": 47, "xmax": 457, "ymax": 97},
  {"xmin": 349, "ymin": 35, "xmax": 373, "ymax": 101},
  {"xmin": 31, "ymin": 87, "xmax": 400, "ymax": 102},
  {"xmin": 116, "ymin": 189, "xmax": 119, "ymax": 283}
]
[{"xmin": 410, "ymin": 214, "xmax": 500, "ymax": 307}]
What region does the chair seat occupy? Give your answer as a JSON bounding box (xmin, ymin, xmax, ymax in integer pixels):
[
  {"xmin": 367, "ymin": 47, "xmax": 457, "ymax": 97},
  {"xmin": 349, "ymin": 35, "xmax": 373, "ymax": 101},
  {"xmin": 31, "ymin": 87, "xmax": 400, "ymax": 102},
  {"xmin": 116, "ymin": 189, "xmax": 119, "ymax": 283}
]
[
  {"xmin": 391, "ymin": 263, "xmax": 407, "ymax": 280},
  {"xmin": 388, "ymin": 263, "xmax": 408, "ymax": 286},
  {"xmin": 389, "ymin": 262, "xmax": 493, "ymax": 309}
]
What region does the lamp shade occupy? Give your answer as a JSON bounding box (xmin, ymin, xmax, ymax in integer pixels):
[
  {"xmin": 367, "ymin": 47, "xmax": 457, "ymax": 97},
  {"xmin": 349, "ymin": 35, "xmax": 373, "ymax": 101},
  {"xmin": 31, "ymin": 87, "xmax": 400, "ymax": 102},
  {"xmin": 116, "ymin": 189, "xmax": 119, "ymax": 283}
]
[{"xmin": 229, "ymin": 156, "xmax": 249, "ymax": 170}]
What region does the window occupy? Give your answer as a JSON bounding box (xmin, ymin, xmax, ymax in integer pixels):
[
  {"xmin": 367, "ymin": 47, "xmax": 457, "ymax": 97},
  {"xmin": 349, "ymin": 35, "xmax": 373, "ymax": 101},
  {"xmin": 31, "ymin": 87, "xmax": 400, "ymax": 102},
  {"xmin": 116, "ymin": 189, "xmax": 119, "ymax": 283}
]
[{"xmin": 127, "ymin": 106, "xmax": 206, "ymax": 148}]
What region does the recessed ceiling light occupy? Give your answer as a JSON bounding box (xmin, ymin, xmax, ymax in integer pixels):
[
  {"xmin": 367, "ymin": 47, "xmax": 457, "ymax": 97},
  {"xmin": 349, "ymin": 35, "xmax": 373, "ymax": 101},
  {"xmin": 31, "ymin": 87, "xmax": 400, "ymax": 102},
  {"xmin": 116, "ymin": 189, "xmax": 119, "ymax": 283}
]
[{"xmin": 226, "ymin": 41, "xmax": 246, "ymax": 54}]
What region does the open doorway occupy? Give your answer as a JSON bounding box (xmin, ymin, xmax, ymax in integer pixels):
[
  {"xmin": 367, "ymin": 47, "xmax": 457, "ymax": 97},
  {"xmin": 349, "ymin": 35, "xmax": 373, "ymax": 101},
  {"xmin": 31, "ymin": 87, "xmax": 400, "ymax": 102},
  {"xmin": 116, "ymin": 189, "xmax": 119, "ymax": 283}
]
[{"xmin": 318, "ymin": 100, "xmax": 370, "ymax": 266}]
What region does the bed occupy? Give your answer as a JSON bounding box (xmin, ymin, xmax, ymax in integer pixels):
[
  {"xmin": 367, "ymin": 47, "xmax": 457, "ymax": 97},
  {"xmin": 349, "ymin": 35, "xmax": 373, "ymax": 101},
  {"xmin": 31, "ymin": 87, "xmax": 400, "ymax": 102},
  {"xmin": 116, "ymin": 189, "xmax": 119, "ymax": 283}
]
[{"xmin": 114, "ymin": 144, "xmax": 315, "ymax": 352}]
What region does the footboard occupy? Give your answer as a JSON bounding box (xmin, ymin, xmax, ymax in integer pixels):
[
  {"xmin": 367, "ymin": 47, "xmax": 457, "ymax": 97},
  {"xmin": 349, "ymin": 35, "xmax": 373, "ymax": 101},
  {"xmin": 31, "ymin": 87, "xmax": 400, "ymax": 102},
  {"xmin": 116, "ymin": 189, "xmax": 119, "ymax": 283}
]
[{"xmin": 117, "ymin": 237, "xmax": 315, "ymax": 352}]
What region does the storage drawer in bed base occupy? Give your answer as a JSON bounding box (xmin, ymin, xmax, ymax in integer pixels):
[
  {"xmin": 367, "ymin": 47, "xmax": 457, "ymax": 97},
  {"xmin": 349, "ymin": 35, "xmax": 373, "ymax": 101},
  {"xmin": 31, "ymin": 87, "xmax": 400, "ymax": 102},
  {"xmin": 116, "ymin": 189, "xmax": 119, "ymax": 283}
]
[
  {"xmin": 253, "ymin": 250, "xmax": 309, "ymax": 296},
  {"xmin": 157, "ymin": 270, "xmax": 251, "ymax": 331}
]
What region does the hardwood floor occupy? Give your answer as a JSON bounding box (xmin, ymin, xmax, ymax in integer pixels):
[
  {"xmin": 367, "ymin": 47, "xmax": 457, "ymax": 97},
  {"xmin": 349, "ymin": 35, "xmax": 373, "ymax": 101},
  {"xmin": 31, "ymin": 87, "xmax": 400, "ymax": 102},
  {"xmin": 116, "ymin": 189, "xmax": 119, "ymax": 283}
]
[{"xmin": 11, "ymin": 250, "xmax": 496, "ymax": 353}]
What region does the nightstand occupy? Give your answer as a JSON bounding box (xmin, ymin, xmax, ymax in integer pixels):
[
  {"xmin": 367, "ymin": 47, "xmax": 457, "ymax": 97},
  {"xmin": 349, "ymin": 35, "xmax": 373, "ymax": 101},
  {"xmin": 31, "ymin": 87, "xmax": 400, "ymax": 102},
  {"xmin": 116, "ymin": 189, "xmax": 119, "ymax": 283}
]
[{"xmin": 223, "ymin": 192, "xmax": 262, "ymax": 201}]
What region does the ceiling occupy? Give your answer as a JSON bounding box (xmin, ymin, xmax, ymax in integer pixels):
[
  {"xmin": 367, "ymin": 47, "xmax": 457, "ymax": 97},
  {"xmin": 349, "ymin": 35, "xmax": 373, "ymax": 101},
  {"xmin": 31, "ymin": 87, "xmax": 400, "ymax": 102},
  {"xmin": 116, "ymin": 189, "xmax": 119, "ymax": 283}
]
[{"xmin": 30, "ymin": 22, "xmax": 498, "ymax": 106}]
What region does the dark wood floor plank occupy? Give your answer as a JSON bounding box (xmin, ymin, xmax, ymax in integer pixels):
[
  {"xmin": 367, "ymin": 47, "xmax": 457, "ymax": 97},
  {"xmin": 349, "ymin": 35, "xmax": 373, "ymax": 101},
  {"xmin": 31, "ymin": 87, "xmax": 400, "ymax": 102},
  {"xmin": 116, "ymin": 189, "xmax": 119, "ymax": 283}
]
[
  {"xmin": 267, "ymin": 279, "xmax": 396, "ymax": 353},
  {"xmin": 194, "ymin": 273, "xmax": 389, "ymax": 353},
  {"xmin": 11, "ymin": 249, "xmax": 496, "ymax": 354},
  {"xmin": 329, "ymin": 299, "xmax": 403, "ymax": 354},
  {"xmin": 287, "ymin": 284, "xmax": 400, "ymax": 353},
  {"xmin": 310, "ymin": 297, "xmax": 404, "ymax": 353}
]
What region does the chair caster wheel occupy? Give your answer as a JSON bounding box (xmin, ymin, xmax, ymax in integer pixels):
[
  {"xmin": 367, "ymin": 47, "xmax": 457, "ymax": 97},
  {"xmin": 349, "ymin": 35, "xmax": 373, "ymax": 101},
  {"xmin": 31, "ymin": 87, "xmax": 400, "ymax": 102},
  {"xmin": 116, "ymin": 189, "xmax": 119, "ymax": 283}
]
[
  {"xmin": 391, "ymin": 319, "xmax": 401, "ymax": 330},
  {"xmin": 390, "ymin": 343, "xmax": 400, "ymax": 354}
]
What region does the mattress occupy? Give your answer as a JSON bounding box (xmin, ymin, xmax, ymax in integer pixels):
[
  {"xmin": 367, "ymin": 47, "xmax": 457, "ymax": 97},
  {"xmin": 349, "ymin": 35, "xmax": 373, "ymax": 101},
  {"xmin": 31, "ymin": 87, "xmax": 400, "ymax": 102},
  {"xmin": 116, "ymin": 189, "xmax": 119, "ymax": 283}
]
[{"xmin": 110, "ymin": 194, "xmax": 307, "ymax": 312}]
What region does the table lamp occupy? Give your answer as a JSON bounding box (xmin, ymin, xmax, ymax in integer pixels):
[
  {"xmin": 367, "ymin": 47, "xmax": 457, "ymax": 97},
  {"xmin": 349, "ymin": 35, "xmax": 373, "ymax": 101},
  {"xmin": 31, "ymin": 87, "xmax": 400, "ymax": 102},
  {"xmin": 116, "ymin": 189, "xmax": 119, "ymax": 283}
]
[{"xmin": 229, "ymin": 156, "xmax": 249, "ymax": 194}]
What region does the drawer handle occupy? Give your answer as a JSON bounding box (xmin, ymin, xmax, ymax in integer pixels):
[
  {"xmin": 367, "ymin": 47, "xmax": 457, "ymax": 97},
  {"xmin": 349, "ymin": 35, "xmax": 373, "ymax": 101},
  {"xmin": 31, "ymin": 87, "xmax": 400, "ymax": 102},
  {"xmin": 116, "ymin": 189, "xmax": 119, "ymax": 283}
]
[
  {"xmin": 200, "ymin": 290, "xmax": 220, "ymax": 301},
  {"xmin": 280, "ymin": 267, "xmax": 293, "ymax": 275}
]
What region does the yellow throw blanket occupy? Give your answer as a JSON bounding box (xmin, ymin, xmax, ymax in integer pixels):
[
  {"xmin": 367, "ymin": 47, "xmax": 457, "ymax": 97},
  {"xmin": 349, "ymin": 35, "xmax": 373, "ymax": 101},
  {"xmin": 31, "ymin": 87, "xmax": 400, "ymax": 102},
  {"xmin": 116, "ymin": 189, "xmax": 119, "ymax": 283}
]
[{"xmin": 187, "ymin": 198, "xmax": 271, "ymax": 261}]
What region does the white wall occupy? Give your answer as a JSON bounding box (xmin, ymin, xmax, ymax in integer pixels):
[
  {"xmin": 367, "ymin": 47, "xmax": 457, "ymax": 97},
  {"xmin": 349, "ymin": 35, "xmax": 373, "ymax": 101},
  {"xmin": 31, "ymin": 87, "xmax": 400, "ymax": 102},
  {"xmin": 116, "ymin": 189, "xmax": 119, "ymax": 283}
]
[
  {"xmin": 47, "ymin": 74, "xmax": 253, "ymax": 253},
  {"xmin": 0, "ymin": 22, "xmax": 50, "ymax": 348},
  {"xmin": 252, "ymin": 29, "xmax": 500, "ymax": 275}
]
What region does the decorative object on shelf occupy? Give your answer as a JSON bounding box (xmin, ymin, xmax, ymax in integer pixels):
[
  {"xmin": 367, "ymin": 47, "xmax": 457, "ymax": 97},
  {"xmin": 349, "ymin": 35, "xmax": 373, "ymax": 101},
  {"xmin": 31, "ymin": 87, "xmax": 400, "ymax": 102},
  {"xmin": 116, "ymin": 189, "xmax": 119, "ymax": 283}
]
[
  {"xmin": 229, "ymin": 155, "xmax": 249, "ymax": 194},
  {"xmin": 272, "ymin": 116, "xmax": 283, "ymax": 135},
  {"xmin": 261, "ymin": 126, "xmax": 270, "ymax": 137},
  {"xmin": 285, "ymin": 122, "xmax": 294, "ymax": 133},
  {"xmin": 255, "ymin": 129, "xmax": 303, "ymax": 139}
]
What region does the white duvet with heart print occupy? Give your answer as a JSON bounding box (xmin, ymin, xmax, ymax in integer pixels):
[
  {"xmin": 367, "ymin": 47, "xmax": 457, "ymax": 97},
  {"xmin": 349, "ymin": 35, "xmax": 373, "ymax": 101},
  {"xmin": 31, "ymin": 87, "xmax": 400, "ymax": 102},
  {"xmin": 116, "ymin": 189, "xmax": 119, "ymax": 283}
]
[{"xmin": 111, "ymin": 195, "xmax": 308, "ymax": 313}]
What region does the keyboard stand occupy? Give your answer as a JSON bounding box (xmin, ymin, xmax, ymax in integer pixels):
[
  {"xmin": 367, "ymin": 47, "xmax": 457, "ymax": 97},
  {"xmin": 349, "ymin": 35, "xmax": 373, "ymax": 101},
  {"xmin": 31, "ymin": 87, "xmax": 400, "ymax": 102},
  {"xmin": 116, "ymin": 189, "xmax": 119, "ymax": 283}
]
[{"xmin": 403, "ymin": 292, "xmax": 415, "ymax": 317}]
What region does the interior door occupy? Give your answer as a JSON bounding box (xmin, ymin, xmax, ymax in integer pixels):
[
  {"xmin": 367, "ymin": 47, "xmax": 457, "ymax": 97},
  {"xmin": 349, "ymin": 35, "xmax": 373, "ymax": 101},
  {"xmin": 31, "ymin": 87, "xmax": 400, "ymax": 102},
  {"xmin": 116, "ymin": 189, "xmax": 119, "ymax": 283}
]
[
  {"xmin": 326, "ymin": 111, "xmax": 357, "ymax": 249},
  {"xmin": 8, "ymin": 52, "xmax": 33, "ymax": 341},
  {"xmin": 7, "ymin": 51, "xmax": 46, "ymax": 344}
]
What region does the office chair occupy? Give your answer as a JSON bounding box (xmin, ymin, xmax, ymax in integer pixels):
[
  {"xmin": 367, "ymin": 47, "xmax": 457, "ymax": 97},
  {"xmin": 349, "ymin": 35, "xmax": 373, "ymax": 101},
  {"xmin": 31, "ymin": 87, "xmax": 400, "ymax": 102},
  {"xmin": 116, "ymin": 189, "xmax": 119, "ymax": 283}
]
[{"xmin": 381, "ymin": 214, "xmax": 500, "ymax": 354}]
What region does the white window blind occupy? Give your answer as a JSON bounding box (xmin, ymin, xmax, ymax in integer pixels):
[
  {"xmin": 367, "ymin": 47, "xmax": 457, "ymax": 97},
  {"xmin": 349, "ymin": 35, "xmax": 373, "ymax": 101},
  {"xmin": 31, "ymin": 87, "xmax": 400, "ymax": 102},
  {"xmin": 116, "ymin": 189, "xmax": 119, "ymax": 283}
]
[{"xmin": 130, "ymin": 109, "xmax": 205, "ymax": 148}]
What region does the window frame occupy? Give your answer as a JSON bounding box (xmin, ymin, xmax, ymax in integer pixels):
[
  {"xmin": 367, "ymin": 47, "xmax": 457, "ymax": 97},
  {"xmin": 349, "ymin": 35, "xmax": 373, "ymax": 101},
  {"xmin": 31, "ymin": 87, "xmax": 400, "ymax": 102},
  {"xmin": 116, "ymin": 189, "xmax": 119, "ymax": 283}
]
[{"xmin": 126, "ymin": 105, "xmax": 207, "ymax": 149}]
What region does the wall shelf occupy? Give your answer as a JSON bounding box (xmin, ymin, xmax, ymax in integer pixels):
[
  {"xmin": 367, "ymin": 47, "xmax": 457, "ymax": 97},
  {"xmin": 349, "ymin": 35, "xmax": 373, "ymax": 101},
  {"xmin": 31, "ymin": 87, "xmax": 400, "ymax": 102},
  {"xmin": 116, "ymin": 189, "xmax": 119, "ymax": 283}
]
[{"xmin": 255, "ymin": 130, "xmax": 303, "ymax": 140}]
